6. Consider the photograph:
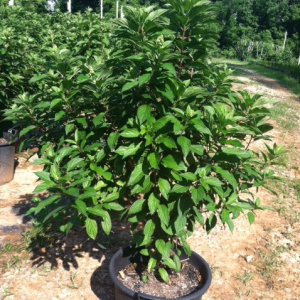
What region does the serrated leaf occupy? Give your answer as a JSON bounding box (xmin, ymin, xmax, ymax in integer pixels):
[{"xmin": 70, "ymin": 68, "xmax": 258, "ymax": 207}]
[
  {"xmin": 137, "ymin": 105, "xmax": 151, "ymax": 124},
  {"xmin": 128, "ymin": 199, "xmax": 145, "ymax": 215},
  {"xmin": 122, "ymin": 80, "xmax": 138, "ymax": 92},
  {"xmin": 138, "ymin": 73, "xmax": 151, "ymax": 86},
  {"xmin": 65, "ymin": 124, "xmax": 74, "ymax": 135},
  {"xmin": 222, "ymin": 147, "xmax": 252, "ymax": 159},
  {"xmin": 19, "ymin": 125, "xmax": 36, "ymax": 137},
  {"xmin": 107, "ymin": 132, "xmax": 119, "ymax": 150},
  {"xmin": 164, "ymin": 257, "xmax": 176, "ymax": 270},
  {"xmin": 120, "ymin": 128, "xmax": 140, "ymax": 138},
  {"xmin": 128, "ymin": 164, "xmax": 144, "ymax": 186},
  {"xmin": 34, "ymin": 171, "xmax": 51, "ymax": 182},
  {"xmin": 147, "ymin": 257, "xmax": 157, "ymax": 273},
  {"xmin": 171, "ymin": 184, "xmax": 189, "ymax": 193},
  {"xmin": 33, "ymin": 181, "xmax": 56, "ymax": 193},
  {"xmin": 157, "ymin": 136, "xmax": 177, "ymax": 149},
  {"xmin": 153, "ymin": 116, "xmax": 171, "ymax": 132},
  {"xmin": 103, "ymin": 202, "xmax": 124, "ymax": 211},
  {"xmin": 158, "ymin": 178, "xmax": 171, "ymax": 199},
  {"xmin": 214, "ymin": 166, "xmax": 238, "ymax": 190},
  {"xmin": 75, "ymin": 199, "xmax": 87, "ymax": 216},
  {"xmin": 143, "ymin": 219, "xmax": 155, "ymax": 238},
  {"xmin": 201, "ymin": 177, "xmax": 223, "ymax": 187},
  {"xmin": 162, "ymin": 155, "xmax": 185, "ymax": 171},
  {"xmin": 67, "ymin": 157, "xmax": 84, "ymax": 172},
  {"xmin": 177, "ymin": 136, "xmax": 191, "ymax": 157},
  {"xmin": 193, "ymin": 206, "xmax": 204, "ymax": 225},
  {"xmin": 191, "ymin": 144, "xmax": 204, "ymax": 156},
  {"xmin": 158, "ymin": 268, "xmax": 169, "ymax": 283},
  {"xmin": 50, "ymin": 164, "xmax": 60, "ymax": 181},
  {"xmin": 157, "ymin": 204, "xmax": 170, "ymax": 226},
  {"xmin": 181, "ymin": 172, "xmax": 197, "ymax": 181},
  {"xmin": 148, "ymin": 193, "xmax": 159, "ymax": 214},
  {"xmin": 85, "ymin": 218, "xmax": 98, "ymax": 240},
  {"xmin": 147, "ymin": 153, "xmax": 160, "ymax": 169}
]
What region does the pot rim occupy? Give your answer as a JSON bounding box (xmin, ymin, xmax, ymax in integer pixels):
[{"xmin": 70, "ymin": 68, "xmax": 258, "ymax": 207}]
[{"xmin": 109, "ymin": 246, "xmax": 212, "ymax": 300}]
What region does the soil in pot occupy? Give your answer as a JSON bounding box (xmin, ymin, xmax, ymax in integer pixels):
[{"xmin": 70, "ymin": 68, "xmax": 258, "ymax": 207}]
[{"xmin": 118, "ymin": 261, "xmax": 203, "ymax": 299}]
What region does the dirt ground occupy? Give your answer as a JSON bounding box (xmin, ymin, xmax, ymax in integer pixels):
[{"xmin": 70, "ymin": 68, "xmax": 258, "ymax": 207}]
[{"xmin": 0, "ymin": 65, "xmax": 300, "ymax": 300}]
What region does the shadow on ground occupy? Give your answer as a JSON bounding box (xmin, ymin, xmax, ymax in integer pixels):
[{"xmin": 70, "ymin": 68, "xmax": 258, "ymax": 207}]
[{"xmin": 8, "ymin": 193, "xmax": 132, "ymax": 299}]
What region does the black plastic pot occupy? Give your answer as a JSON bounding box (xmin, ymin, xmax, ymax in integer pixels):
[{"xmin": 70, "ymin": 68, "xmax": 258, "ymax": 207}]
[
  {"xmin": 0, "ymin": 129, "xmax": 18, "ymax": 185},
  {"xmin": 109, "ymin": 246, "xmax": 212, "ymax": 300}
]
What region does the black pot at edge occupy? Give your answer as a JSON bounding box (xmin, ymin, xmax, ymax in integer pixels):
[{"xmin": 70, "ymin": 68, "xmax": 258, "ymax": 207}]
[{"xmin": 109, "ymin": 245, "xmax": 212, "ymax": 300}]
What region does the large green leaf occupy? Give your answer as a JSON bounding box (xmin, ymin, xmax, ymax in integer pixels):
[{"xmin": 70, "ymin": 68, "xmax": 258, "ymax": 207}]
[
  {"xmin": 137, "ymin": 105, "xmax": 151, "ymax": 124},
  {"xmin": 85, "ymin": 218, "xmax": 98, "ymax": 240},
  {"xmin": 128, "ymin": 164, "xmax": 144, "ymax": 186},
  {"xmin": 158, "ymin": 178, "xmax": 171, "ymax": 199},
  {"xmin": 128, "ymin": 199, "xmax": 145, "ymax": 215},
  {"xmin": 147, "ymin": 153, "xmax": 160, "ymax": 170},
  {"xmin": 177, "ymin": 136, "xmax": 191, "ymax": 157}
]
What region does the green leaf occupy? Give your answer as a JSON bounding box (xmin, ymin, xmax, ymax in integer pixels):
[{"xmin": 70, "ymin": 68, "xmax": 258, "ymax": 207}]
[
  {"xmin": 181, "ymin": 172, "xmax": 197, "ymax": 181},
  {"xmin": 193, "ymin": 206, "xmax": 204, "ymax": 225},
  {"xmin": 177, "ymin": 136, "xmax": 191, "ymax": 157},
  {"xmin": 153, "ymin": 116, "xmax": 171, "ymax": 132},
  {"xmin": 173, "ymin": 254, "xmax": 181, "ymax": 272},
  {"xmin": 19, "ymin": 125, "xmax": 36, "ymax": 137},
  {"xmin": 156, "ymin": 136, "xmax": 177, "ymax": 149},
  {"xmin": 34, "ymin": 171, "xmax": 51, "ymax": 182},
  {"xmin": 86, "ymin": 207, "xmax": 112, "ymax": 235},
  {"xmin": 222, "ymin": 147, "xmax": 252, "ymax": 159},
  {"xmin": 75, "ymin": 199, "xmax": 87, "ymax": 216},
  {"xmin": 33, "ymin": 181, "xmax": 55, "ymax": 193},
  {"xmin": 158, "ymin": 268, "xmax": 169, "ymax": 283},
  {"xmin": 29, "ymin": 74, "xmax": 48, "ymax": 83},
  {"xmin": 85, "ymin": 218, "xmax": 98, "ymax": 240},
  {"xmin": 191, "ymin": 144, "xmax": 204, "ymax": 156},
  {"xmin": 120, "ymin": 128, "xmax": 140, "ymax": 138},
  {"xmin": 137, "ymin": 105, "xmax": 151, "ymax": 124},
  {"xmin": 164, "ymin": 258, "xmax": 176, "ymax": 270},
  {"xmin": 147, "ymin": 258, "xmax": 157, "ymax": 273},
  {"xmin": 201, "ymin": 177, "xmax": 223, "ymax": 187},
  {"xmin": 143, "ymin": 219, "xmax": 155, "ymax": 238},
  {"xmin": 138, "ymin": 73, "xmax": 151, "ymax": 86},
  {"xmin": 122, "ymin": 80, "xmax": 138, "ymax": 92},
  {"xmin": 65, "ymin": 124, "xmax": 74, "ymax": 135},
  {"xmin": 158, "ymin": 178, "xmax": 171, "ymax": 199},
  {"xmin": 148, "ymin": 193, "xmax": 159, "ymax": 214},
  {"xmin": 157, "ymin": 204, "xmax": 170, "ymax": 226},
  {"xmin": 128, "ymin": 164, "xmax": 144, "ymax": 186},
  {"xmin": 247, "ymin": 212, "xmax": 255, "ymax": 225},
  {"xmin": 103, "ymin": 202, "xmax": 124, "ymax": 211},
  {"xmin": 162, "ymin": 63, "xmax": 176, "ymax": 76},
  {"xmin": 50, "ymin": 98, "xmax": 61, "ymax": 109},
  {"xmin": 67, "ymin": 157, "xmax": 84, "ymax": 172},
  {"xmin": 171, "ymin": 184, "xmax": 189, "ymax": 193},
  {"xmin": 107, "ymin": 132, "xmax": 119, "ymax": 150},
  {"xmin": 128, "ymin": 199, "xmax": 145, "ymax": 215},
  {"xmin": 103, "ymin": 192, "xmax": 119, "ymax": 202},
  {"xmin": 162, "ymin": 155, "xmax": 185, "ymax": 171},
  {"xmin": 214, "ymin": 166, "xmax": 238, "ymax": 190},
  {"xmin": 50, "ymin": 164, "xmax": 60, "ymax": 181},
  {"xmin": 147, "ymin": 153, "xmax": 160, "ymax": 169},
  {"xmin": 55, "ymin": 111, "xmax": 65, "ymax": 121}
]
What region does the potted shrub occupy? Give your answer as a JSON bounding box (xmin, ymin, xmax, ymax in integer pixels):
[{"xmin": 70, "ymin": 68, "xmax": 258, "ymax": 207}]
[
  {"xmin": 102, "ymin": 1, "xmax": 283, "ymax": 299},
  {"xmin": 4, "ymin": 0, "xmax": 283, "ymax": 299}
]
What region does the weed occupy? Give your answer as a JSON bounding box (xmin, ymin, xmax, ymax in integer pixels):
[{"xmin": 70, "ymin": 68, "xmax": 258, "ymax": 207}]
[
  {"xmin": 67, "ymin": 272, "xmax": 82, "ymax": 289},
  {"xmin": 0, "ymin": 287, "xmax": 14, "ymax": 300},
  {"xmin": 236, "ymin": 270, "xmax": 254, "ymax": 286}
]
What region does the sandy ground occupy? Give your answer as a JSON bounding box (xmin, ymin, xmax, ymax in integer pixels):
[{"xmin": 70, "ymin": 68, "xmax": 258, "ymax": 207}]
[{"xmin": 0, "ymin": 66, "xmax": 300, "ymax": 300}]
